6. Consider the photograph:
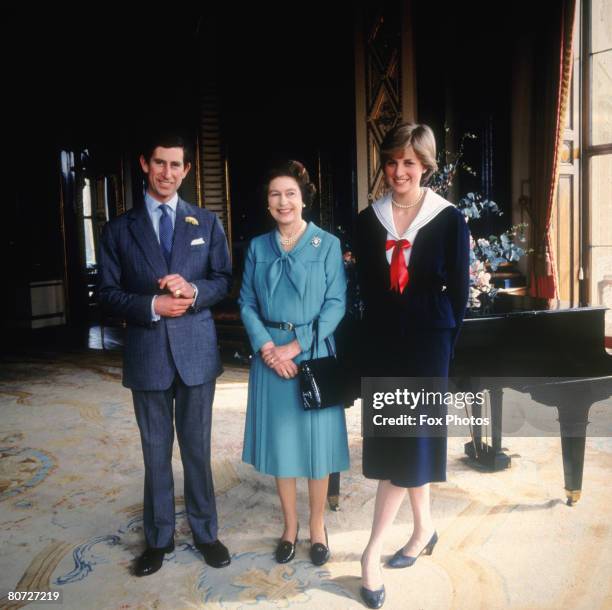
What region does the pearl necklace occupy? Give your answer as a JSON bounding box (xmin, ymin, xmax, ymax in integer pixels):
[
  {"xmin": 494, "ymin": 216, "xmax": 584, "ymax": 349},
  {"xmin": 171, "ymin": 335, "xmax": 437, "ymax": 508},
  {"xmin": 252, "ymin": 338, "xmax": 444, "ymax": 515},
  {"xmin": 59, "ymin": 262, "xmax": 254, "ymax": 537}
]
[
  {"xmin": 278, "ymin": 220, "xmax": 307, "ymax": 246},
  {"xmin": 392, "ymin": 188, "xmax": 425, "ymax": 209}
]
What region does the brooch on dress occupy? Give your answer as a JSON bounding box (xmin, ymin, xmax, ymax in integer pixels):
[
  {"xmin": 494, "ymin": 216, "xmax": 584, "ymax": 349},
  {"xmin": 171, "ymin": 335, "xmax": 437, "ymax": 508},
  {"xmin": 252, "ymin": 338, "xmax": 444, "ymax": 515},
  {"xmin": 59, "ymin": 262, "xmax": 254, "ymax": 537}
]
[{"xmin": 311, "ymin": 236, "xmax": 321, "ymax": 248}]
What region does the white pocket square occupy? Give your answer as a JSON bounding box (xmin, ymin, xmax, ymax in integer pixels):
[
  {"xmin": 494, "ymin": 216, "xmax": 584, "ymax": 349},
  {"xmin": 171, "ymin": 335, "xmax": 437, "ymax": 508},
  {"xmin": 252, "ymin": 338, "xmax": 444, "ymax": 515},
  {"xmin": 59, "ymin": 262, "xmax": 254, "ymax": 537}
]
[{"xmin": 191, "ymin": 238, "xmax": 205, "ymax": 245}]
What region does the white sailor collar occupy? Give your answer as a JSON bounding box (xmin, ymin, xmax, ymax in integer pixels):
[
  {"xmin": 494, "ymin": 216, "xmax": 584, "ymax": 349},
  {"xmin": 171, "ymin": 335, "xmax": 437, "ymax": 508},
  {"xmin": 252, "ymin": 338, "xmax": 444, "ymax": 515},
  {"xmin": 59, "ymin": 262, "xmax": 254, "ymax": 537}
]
[{"xmin": 371, "ymin": 188, "xmax": 454, "ymax": 240}]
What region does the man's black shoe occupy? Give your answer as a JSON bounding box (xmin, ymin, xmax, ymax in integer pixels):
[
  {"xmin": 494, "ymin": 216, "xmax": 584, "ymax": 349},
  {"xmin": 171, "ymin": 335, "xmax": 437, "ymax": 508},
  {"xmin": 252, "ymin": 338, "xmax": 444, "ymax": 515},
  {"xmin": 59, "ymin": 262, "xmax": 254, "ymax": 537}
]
[
  {"xmin": 194, "ymin": 539, "xmax": 231, "ymax": 568},
  {"xmin": 133, "ymin": 543, "xmax": 175, "ymax": 577}
]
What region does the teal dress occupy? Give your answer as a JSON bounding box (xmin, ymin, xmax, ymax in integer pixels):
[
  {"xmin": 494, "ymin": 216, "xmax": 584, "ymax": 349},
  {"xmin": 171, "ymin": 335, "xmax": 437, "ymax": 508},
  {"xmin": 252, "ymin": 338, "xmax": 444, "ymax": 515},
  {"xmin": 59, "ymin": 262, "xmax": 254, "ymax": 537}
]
[{"xmin": 240, "ymin": 222, "xmax": 350, "ymax": 479}]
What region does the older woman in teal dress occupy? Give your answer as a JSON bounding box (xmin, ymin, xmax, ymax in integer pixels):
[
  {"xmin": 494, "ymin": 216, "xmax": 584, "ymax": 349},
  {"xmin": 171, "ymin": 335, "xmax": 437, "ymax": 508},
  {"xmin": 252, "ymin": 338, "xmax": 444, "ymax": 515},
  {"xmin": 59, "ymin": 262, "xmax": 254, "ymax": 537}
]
[{"xmin": 240, "ymin": 160, "xmax": 349, "ymax": 567}]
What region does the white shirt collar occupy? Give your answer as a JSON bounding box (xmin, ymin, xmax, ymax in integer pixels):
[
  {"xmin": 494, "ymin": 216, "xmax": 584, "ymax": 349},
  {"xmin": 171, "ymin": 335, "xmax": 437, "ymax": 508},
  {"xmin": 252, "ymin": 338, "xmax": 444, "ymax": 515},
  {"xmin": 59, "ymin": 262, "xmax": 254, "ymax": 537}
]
[{"xmin": 371, "ymin": 188, "xmax": 453, "ymax": 240}]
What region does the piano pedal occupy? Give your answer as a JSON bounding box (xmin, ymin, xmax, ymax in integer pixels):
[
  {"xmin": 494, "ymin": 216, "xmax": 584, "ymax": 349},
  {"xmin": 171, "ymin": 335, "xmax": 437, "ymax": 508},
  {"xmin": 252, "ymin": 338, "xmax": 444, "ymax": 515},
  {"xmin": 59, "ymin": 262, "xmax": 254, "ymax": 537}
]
[
  {"xmin": 464, "ymin": 441, "xmax": 511, "ymax": 471},
  {"xmin": 327, "ymin": 495, "xmax": 340, "ymax": 511}
]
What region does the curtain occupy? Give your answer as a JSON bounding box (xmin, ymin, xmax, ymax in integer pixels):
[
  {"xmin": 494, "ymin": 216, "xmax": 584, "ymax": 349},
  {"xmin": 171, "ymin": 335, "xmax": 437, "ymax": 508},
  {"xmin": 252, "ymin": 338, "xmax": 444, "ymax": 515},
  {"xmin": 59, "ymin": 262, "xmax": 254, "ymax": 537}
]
[{"xmin": 528, "ymin": 0, "xmax": 576, "ymax": 299}]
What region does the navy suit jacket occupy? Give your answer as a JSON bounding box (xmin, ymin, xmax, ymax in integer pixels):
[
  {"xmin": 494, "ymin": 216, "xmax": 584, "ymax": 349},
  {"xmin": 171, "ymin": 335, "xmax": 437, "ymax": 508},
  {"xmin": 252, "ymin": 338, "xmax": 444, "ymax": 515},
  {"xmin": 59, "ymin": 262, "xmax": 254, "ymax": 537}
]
[{"xmin": 96, "ymin": 198, "xmax": 232, "ymax": 390}]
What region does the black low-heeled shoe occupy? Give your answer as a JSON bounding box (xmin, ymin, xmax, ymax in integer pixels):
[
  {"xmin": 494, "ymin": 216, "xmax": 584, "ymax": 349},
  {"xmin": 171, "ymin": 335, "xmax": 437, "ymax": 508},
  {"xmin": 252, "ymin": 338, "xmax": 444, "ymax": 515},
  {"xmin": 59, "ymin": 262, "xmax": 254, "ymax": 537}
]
[
  {"xmin": 360, "ymin": 585, "xmax": 386, "ymax": 609},
  {"xmin": 275, "ymin": 525, "xmax": 299, "ymax": 564},
  {"xmin": 194, "ymin": 539, "xmax": 231, "ymax": 568},
  {"xmin": 133, "ymin": 542, "xmax": 175, "ymax": 577},
  {"xmin": 309, "ymin": 525, "xmax": 330, "ymax": 566},
  {"xmin": 386, "ymin": 530, "xmax": 438, "ymax": 569}
]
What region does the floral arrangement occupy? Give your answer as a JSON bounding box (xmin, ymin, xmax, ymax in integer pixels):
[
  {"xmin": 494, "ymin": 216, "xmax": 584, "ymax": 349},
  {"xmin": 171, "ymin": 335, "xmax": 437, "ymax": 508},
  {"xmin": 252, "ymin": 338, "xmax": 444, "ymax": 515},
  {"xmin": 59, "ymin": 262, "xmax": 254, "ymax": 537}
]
[
  {"xmin": 429, "ymin": 131, "xmax": 530, "ymax": 310},
  {"xmin": 468, "ymin": 237, "xmax": 495, "ymax": 309}
]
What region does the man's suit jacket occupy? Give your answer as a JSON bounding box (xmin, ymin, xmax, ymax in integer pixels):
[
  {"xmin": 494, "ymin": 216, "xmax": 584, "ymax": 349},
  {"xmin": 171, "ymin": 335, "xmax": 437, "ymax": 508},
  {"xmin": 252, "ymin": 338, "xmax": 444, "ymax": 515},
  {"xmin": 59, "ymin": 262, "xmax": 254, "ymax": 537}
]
[{"xmin": 96, "ymin": 198, "xmax": 232, "ymax": 391}]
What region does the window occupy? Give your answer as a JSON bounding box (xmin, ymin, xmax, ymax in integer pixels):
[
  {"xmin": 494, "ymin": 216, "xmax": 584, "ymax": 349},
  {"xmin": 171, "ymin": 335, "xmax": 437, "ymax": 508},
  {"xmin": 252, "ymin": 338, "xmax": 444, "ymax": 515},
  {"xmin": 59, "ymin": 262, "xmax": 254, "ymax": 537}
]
[
  {"xmin": 583, "ymin": 0, "xmax": 612, "ymax": 336},
  {"xmin": 82, "ymin": 177, "xmax": 97, "ymax": 268}
]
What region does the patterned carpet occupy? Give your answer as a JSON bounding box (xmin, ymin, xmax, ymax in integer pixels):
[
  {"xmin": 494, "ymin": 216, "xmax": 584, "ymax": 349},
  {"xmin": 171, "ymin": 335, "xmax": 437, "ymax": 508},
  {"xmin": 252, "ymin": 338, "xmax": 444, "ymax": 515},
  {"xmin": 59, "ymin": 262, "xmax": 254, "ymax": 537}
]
[{"xmin": 0, "ymin": 350, "xmax": 611, "ymax": 609}]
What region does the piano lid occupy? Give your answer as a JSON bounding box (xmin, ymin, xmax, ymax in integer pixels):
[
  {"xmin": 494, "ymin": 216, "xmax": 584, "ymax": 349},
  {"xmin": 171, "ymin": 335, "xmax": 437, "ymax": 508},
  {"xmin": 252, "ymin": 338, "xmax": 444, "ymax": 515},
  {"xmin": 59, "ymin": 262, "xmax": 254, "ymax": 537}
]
[
  {"xmin": 464, "ymin": 293, "xmax": 607, "ymax": 320},
  {"xmin": 456, "ymin": 296, "xmax": 611, "ymax": 378}
]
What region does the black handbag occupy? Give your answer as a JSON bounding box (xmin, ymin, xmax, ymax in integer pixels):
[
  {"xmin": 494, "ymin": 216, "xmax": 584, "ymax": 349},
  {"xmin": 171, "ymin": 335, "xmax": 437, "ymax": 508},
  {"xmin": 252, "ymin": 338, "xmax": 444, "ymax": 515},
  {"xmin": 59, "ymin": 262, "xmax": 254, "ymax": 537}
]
[{"xmin": 299, "ymin": 319, "xmax": 346, "ymax": 410}]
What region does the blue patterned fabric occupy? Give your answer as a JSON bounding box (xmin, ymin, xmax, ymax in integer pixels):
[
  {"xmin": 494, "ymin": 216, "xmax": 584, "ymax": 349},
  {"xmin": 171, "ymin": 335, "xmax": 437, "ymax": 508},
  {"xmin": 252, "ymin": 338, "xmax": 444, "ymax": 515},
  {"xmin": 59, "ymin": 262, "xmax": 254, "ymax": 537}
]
[{"xmin": 158, "ymin": 204, "xmax": 174, "ymax": 266}]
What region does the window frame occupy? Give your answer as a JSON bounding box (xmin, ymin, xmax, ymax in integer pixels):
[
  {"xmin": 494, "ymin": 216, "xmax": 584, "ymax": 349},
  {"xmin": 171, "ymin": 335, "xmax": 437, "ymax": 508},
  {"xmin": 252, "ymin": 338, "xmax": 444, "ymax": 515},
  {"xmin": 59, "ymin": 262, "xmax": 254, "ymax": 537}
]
[{"xmin": 581, "ymin": 0, "xmax": 612, "ymax": 306}]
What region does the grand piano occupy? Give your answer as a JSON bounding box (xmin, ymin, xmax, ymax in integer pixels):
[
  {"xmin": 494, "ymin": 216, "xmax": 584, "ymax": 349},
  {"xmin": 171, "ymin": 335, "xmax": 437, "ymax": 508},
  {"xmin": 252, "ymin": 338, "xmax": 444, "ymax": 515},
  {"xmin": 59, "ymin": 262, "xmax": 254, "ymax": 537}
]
[{"xmin": 449, "ymin": 298, "xmax": 612, "ymax": 505}]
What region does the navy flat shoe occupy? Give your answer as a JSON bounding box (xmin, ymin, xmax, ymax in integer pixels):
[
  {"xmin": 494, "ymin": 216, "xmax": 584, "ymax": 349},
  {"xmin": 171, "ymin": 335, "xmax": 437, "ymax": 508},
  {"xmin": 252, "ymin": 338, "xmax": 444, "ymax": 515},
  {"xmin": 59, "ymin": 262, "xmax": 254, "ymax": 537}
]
[
  {"xmin": 360, "ymin": 585, "xmax": 386, "ymax": 608},
  {"xmin": 386, "ymin": 531, "xmax": 438, "ymax": 568}
]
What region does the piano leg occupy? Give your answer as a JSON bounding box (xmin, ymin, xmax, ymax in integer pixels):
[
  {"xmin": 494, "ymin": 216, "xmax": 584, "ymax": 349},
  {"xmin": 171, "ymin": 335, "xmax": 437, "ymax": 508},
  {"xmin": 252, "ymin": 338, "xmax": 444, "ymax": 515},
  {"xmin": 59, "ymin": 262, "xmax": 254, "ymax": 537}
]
[
  {"xmin": 557, "ymin": 399, "xmax": 591, "ymax": 506},
  {"xmin": 490, "ymin": 388, "xmax": 512, "ymax": 470},
  {"xmin": 464, "ymin": 387, "xmax": 511, "ymax": 471},
  {"xmin": 464, "ymin": 389, "xmax": 483, "ymax": 461},
  {"xmin": 327, "ymin": 472, "xmax": 340, "ymax": 511}
]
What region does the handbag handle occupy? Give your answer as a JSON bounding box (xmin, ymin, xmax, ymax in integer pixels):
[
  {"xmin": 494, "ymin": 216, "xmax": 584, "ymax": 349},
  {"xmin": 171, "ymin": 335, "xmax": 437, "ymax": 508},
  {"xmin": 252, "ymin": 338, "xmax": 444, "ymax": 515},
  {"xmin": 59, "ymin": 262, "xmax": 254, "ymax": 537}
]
[{"xmin": 309, "ymin": 318, "xmax": 336, "ymax": 360}]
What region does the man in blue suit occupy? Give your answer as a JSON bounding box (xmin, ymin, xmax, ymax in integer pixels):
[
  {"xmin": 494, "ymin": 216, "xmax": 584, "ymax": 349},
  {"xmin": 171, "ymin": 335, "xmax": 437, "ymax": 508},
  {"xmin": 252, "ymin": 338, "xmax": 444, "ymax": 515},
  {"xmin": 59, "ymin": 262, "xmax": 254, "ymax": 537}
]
[{"xmin": 97, "ymin": 134, "xmax": 232, "ymax": 576}]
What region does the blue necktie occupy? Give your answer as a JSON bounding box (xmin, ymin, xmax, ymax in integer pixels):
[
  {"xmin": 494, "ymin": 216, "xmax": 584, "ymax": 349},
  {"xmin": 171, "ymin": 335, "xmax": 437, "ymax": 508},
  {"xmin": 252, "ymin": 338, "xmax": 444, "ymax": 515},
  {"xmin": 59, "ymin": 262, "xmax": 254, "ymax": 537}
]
[{"xmin": 159, "ymin": 204, "xmax": 174, "ymax": 266}]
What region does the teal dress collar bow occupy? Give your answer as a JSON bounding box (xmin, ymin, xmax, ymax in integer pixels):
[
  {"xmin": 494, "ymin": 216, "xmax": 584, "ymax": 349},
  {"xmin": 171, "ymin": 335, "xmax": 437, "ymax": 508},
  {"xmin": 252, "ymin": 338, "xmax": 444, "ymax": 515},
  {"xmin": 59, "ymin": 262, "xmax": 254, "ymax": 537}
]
[{"xmin": 266, "ymin": 222, "xmax": 321, "ymax": 298}]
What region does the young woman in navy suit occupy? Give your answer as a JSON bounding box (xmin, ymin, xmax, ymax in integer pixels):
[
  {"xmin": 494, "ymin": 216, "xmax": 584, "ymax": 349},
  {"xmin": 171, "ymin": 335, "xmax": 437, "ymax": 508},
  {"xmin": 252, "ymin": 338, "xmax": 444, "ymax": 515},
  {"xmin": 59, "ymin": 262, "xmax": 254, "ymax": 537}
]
[{"xmin": 356, "ymin": 124, "xmax": 470, "ymax": 608}]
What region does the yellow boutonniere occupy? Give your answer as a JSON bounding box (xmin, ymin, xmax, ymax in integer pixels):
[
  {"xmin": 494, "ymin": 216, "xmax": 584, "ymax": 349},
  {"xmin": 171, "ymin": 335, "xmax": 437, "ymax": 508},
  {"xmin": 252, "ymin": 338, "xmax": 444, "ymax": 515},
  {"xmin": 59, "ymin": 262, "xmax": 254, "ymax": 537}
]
[{"xmin": 185, "ymin": 216, "xmax": 199, "ymax": 226}]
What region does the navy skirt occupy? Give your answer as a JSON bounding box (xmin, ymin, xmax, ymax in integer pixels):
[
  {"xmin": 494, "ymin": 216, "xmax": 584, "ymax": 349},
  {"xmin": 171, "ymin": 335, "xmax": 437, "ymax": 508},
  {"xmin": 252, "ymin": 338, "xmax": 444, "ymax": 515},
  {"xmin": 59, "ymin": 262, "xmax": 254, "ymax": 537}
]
[{"xmin": 362, "ymin": 327, "xmax": 452, "ymax": 487}]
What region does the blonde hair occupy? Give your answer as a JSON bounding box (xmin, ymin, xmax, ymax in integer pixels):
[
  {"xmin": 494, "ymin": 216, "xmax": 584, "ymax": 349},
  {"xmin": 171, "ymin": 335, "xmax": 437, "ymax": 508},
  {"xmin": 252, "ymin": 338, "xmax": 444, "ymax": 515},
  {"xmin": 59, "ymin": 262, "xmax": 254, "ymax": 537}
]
[{"xmin": 380, "ymin": 123, "xmax": 438, "ymax": 183}]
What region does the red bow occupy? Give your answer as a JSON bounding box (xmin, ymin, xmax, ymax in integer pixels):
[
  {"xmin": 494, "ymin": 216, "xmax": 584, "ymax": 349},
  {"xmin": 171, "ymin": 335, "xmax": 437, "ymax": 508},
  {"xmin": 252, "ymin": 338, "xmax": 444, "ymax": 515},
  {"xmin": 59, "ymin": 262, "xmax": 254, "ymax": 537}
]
[{"xmin": 386, "ymin": 239, "xmax": 411, "ymax": 293}]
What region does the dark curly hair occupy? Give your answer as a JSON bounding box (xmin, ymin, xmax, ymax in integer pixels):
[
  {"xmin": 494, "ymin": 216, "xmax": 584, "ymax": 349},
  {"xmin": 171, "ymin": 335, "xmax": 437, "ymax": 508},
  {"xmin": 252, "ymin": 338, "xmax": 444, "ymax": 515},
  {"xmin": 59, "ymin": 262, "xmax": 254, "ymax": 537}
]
[
  {"xmin": 140, "ymin": 132, "xmax": 192, "ymax": 166},
  {"xmin": 262, "ymin": 160, "xmax": 317, "ymax": 207}
]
